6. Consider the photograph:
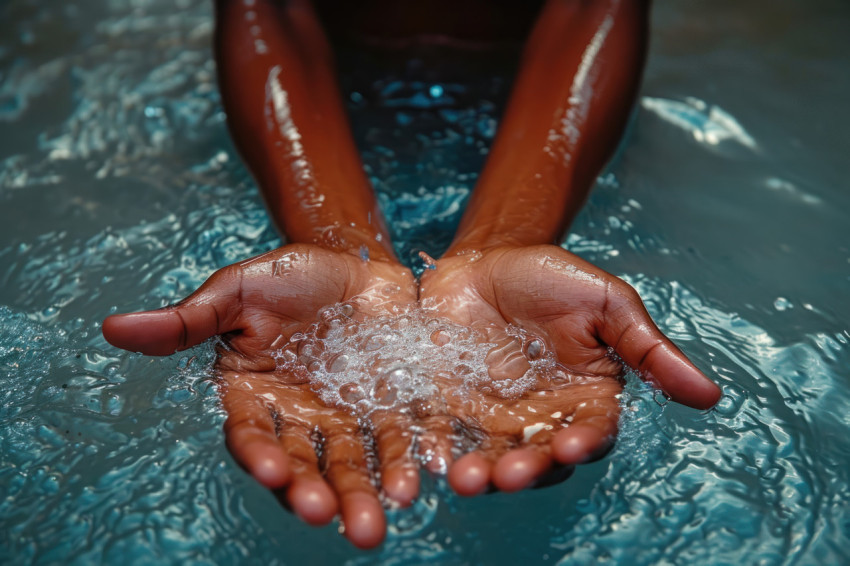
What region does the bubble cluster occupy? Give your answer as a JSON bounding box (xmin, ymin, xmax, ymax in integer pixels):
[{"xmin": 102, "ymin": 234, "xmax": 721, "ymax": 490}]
[{"xmin": 272, "ymin": 303, "xmax": 568, "ymax": 417}]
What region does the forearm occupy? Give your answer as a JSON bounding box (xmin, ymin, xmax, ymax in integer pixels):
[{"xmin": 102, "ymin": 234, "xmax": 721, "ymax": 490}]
[
  {"xmin": 448, "ymin": 0, "xmax": 649, "ymax": 253},
  {"xmin": 214, "ymin": 0, "xmax": 395, "ymax": 261}
]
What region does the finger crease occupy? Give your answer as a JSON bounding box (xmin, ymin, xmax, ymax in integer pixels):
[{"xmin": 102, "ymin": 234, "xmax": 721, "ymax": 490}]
[
  {"xmin": 638, "ymin": 340, "xmax": 665, "ymax": 370},
  {"xmin": 212, "ymin": 303, "xmax": 221, "ymax": 333},
  {"xmin": 602, "ymin": 281, "xmax": 611, "ymax": 319},
  {"xmin": 612, "ymin": 320, "xmax": 635, "ymax": 352},
  {"xmin": 175, "ymin": 309, "xmax": 189, "ymax": 351}
]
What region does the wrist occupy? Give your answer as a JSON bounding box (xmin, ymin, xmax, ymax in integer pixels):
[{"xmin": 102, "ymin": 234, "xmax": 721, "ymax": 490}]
[
  {"xmin": 297, "ymin": 222, "xmax": 398, "ymax": 263},
  {"xmin": 447, "ymin": 210, "xmax": 567, "ymax": 256}
]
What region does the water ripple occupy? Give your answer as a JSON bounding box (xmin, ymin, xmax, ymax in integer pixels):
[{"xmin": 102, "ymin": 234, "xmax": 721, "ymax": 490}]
[{"xmin": 2, "ymin": 0, "xmax": 849, "ymax": 564}]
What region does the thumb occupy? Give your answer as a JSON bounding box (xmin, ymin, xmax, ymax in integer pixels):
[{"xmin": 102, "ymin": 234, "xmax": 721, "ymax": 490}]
[
  {"xmin": 598, "ymin": 284, "xmax": 721, "ymax": 410},
  {"xmin": 103, "ymin": 268, "xmax": 242, "ymax": 356}
]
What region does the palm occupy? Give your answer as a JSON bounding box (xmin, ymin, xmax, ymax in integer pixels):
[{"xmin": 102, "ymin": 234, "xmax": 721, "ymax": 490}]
[
  {"xmin": 104, "ymin": 243, "xmax": 720, "ymax": 543},
  {"xmin": 419, "ymin": 245, "xmax": 720, "ymax": 494},
  {"xmin": 212, "ymin": 244, "xmax": 417, "ymax": 367}
]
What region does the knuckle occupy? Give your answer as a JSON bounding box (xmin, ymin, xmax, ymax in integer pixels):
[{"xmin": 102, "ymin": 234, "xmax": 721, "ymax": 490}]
[{"xmin": 609, "ymin": 279, "xmax": 641, "ymax": 308}]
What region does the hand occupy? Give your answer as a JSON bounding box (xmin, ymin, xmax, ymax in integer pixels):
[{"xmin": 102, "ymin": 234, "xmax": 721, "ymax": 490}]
[
  {"xmin": 418, "ymin": 245, "xmax": 721, "ymax": 496},
  {"xmin": 103, "ymin": 244, "xmax": 421, "ymax": 549}
]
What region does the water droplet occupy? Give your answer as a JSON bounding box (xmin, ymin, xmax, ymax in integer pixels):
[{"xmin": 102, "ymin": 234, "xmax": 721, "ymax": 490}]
[
  {"xmin": 327, "ymin": 353, "xmax": 349, "ymax": 373},
  {"xmin": 653, "ymin": 389, "xmax": 671, "ymax": 407},
  {"xmin": 454, "ymin": 364, "xmax": 473, "ymax": 376},
  {"xmin": 363, "ymin": 333, "xmax": 385, "ymax": 352},
  {"xmin": 278, "ymin": 350, "xmax": 297, "ymax": 365},
  {"xmin": 714, "ymin": 386, "xmax": 745, "ymax": 417},
  {"xmin": 373, "ymin": 376, "xmax": 400, "ymax": 406},
  {"xmin": 315, "ymin": 320, "xmax": 342, "ymax": 339},
  {"xmin": 382, "ymin": 284, "xmax": 401, "ymax": 297},
  {"xmin": 298, "ymin": 341, "xmax": 323, "ymax": 360},
  {"xmin": 525, "ymin": 339, "xmax": 545, "ymax": 360},
  {"xmin": 339, "ymin": 383, "xmax": 364, "ymax": 403},
  {"xmin": 388, "ymin": 367, "xmax": 413, "ymax": 382},
  {"xmin": 430, "ymin": 330, "xmax": 451, "ymax": 346}
]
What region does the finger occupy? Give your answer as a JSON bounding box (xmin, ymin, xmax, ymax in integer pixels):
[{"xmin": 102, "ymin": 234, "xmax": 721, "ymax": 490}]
[
  {"xmin": 448, "ymin": 452, "xmax": 492, "ymax": 496},
  {"xmin": 600, "ymin": 283, "xmax": 722, "ymax": 409},
  {"xmin": 416, "ymin": 415, "xmax": 459, "ymax": 474},
  {"xmin": 371, "ymin": 412, "xmax": 419, "ymax": 507},
  {"xmin": 492, "ymin": 448, "xmax": 552, "ymax": 493},
  {"xmin": 322, "ymin": 426, "xmax": 386, "ymax": 549},
  {"xmin": 500, "ymin": 408, "xmax": 575, "ymax": 490},
  {"xmin": 447, "ymin": 435, "xmax": 511, "ymax": 495},
  {"xmin": 552, "ymin": 398, "xmax": 620, "ymax": 465},
  {"xmin": 279, "ymin": 420, "xmax": 338, "ymax": 526},
  {"xmin": 221, "ymin": 385, "xmax": 291, "ymax": 489},
  {"xmin": 102, "ymin": 267, "xmax": 242, "ymax": 355}
]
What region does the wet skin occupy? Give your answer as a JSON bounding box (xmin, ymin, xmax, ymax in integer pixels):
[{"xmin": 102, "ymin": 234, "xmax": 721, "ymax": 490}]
[
  {"xmin": 422, "ymin": 245, "xmax": 720, "ymax": 495},
  {"xmin": 103, "ymin": 244, "xmax": 720, "ymax": 548},
  {"xmin": 105, "ymin": 245, "xmax": 417, "ymax": 549},
  {"xmin": 103, "ymin": 0, "xmax": 720, "ymax": 550}
]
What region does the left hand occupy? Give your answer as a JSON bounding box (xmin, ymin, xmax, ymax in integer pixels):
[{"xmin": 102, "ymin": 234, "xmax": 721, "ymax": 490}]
[{"xmin": 418, "ymin": 244, "xmax": 721, "ymax": 496}]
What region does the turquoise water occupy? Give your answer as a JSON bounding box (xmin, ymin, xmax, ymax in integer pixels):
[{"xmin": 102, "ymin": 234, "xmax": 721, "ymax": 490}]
[{"xmin": 2, "ymin": 1, "xmax": 850, "ymax": 564}]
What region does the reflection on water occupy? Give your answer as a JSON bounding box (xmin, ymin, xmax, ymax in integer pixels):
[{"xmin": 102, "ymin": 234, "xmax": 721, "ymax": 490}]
[
  {"xmin": 640, "ymin": 96, "xmax": 757, "ymax": 150},
  {"xmin": 2, "ymin": 0, "xmax": 850, "ymax": 564}
]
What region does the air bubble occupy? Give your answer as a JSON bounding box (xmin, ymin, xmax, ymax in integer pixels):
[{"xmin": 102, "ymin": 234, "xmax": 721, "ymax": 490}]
[
  {"xmin": 382, "ymin": 284, "xmax": 401, "ymax": 297},
  {"xmin": 525, "ymin": 339, "xmax": 545, "ymax": 360},
  {"xmin": 453, "ymin": 364, "xmax": 473, "ymax": 376},
  {"xmin": 327, "ymin": 353, "xmax": 349, "ymax": 373},
  {"xmin": 298, "ymin": 341, "xmax": 323, "ymax": 360},
  {"xmin": 339, "ymin": 383, "xmax": 364, "ymax": 403},
  {"xmin": 271, "ymin": 302, "xmax": 572, "ymax": 417},
  {"xmin": 373, "ymin": 370, "xmax": 403, "ymax": 406},
  {"xmin": 430, "ymin": 330, "xmax": 451, "ymax": 346},
  {"xmin": 277, "ymin": 350, "xmax": 297, "ymax": 365},
  {"xmin": 363, "ymin": 333, "xmax": 385, "ymax": 351}
]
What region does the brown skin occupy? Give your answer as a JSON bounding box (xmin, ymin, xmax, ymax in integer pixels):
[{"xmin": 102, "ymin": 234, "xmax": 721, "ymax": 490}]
[
  {"xmin": 103, "ymin": 0, "xmax": 720, "ymax": 549},
  {"xmin": 422, "ymin": 245, "xmax": 720, "ymax": 496},
  {"xmin": 105, "ymin": 246, "xmax": 419, "ymax": 549}
]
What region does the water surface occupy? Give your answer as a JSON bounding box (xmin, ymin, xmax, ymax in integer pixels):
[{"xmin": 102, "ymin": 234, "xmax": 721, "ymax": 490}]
[{"xmin": 1, "ymin": 1, "xmax": 849, "ymax": 564}]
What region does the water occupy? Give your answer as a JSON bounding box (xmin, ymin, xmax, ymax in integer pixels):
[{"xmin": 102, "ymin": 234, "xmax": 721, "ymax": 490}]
[
  {"xmin": 2, "ymin": 0, "xmax": 850, "ymax": 564},
  {"xmin": 272, "ymin": 302, "xmax": 587, "ymax": 418}
]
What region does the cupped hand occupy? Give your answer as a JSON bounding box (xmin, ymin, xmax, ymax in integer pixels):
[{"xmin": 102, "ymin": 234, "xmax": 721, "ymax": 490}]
[
  {"xmin": 418, "ymin": 244, "xmax": 721, "ymax": 496},
  {"xmin": 102, "ymin": 242, "xmax": 722, "ymax": 544},
  {"xmin": 103, "ymin": 244, "xmax": 421, "ymax": 549}
]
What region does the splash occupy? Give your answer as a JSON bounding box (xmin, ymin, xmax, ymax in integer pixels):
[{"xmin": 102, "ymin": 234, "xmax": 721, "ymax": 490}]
[{"xmin": 272, "ymin": 303, "xmax": 571, "ymax": 418}]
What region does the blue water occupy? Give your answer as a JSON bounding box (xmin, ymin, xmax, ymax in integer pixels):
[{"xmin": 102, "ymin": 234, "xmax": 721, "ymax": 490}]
[{"xmin": 2, "ymin": 1, "xmax": 850, "ymax": 564}]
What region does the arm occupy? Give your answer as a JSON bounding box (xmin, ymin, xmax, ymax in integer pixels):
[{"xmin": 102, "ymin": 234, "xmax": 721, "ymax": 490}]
[
  {"xmin": 449, "ymin": 0, "xmax": 648, "ymax": 252},
  {"xmin": 420, "ymin": 0, "xmax": 720, "ymax": 496},
  {"xmin": 214, "ymin": 0, "xmax": 394, "ymax": 260},
  {"xmin": 104, "ymin": 0, "xmax": 418, "ymax": 549}
]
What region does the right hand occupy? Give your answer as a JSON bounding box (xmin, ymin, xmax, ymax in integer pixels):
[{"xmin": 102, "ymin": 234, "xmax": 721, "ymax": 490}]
[{"xmin": 103, "ymin": 244, "xmax": 424, "ymax": 549}]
